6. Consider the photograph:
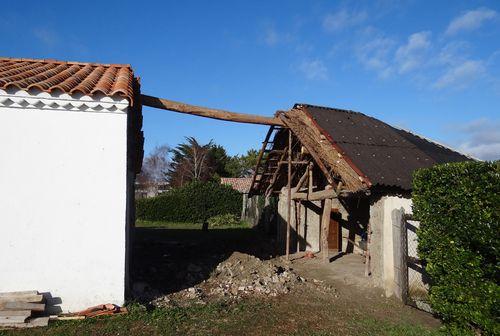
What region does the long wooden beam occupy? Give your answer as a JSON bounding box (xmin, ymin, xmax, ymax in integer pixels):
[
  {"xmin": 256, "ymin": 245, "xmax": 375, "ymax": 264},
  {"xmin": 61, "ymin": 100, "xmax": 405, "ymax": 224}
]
[
  {"xmin": 292, "ymin": 188, "xmax": 339, "ymax": 201},
  {"xmin": 141, "ymin": 94, "xmax": 285, "ymax": 126}
]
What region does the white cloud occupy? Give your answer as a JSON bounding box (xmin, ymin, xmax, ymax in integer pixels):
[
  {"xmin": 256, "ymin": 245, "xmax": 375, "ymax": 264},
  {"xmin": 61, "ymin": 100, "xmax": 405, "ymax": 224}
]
[
  {"xmin": 263, "ymin": 27, "xmax": 280, "ymax": 46},
  {"xmin": 261, "ymin": 25, "xmax": 293, "ymax": 47},
  {"xmin": 445, "ymin": 7, "xmax": 497, "ymax": 36},
  {"xmin": 433, "ymin": 60, "xmax": 485, "ymax": 89},
  {"xmin": 436, "ymin": 41, "xmax": 471, "ymax": 66},
  {"xmin": 456, "ymin": 119, "xmax": 500, "ymax": 160},
  {"xmin": 298, "ymin": 59, "xmax": 328, "ymax": 80},
  {"xmin": 33, "ymin": 28, "xmax": 58, "ymax": 46},
  {"xmin": 323, "ymin": 9, "xmax": 367, "ymax": 33},
  {"xmin": 395, "ymin": 31, "xmax": 431, "ymax": 73},
  {"xmin": 355, "ymin": 29, "xmax": 395, "ymax": 78}
]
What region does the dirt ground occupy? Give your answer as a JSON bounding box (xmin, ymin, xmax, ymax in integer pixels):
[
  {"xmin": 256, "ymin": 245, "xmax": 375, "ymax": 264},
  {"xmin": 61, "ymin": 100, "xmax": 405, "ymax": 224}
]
[{"xmin": 129, "ymin": 226, "xmax": 440, "ymax": 333}]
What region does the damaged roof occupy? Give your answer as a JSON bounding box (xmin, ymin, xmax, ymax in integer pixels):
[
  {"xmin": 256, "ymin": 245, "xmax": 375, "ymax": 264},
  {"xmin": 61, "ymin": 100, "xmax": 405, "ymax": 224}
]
[
  {"xmin": 298, "ymin": 104, "xmax": 472, "ymax": 190},
  {"xmin": 0, "ymin": 57, "xmax": 137, "ymax": 104}
]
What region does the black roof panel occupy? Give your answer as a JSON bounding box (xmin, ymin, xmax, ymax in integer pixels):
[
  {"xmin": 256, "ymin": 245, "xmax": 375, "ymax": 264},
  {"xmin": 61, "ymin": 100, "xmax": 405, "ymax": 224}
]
[{"xmin": 299, "ymin": 104, "xmax": 472, "ymax": 190}]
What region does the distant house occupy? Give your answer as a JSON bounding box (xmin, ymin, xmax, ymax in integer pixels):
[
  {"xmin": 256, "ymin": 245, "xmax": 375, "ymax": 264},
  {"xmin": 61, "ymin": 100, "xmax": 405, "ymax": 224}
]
[
  {"xmin": 135, "ymin": 181, "xmax": 169, "ymax": 199},
  {"xmin": 0, "ymin": 57, "xmax": 143, "ymax": 312}
]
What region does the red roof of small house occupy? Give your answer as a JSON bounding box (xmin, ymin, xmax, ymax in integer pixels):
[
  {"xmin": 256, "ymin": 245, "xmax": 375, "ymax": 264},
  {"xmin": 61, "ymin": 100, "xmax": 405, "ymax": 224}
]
[
  {"xmin": 0, "ymin": 57, "xmax": 137, "ymax": 104},
  {"xmin": 221, "ymin": 177, "xmax": 252, "ymax": 193}
]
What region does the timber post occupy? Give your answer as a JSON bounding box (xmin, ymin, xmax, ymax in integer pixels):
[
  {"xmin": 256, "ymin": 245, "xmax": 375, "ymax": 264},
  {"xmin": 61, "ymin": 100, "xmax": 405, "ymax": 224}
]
[
  {"xmin": 286, "ymin": 129, "xmax": 292, "ymax": 260},
  {"xmin": 321, "ymin": 185, "xmax": 334, "ymax": 263}
]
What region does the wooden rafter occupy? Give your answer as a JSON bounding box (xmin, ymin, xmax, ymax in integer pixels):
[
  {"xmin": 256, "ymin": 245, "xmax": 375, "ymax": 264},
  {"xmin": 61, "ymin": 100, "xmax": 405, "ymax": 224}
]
[{"xmin": 141, "ymin": 94, "xmax": 284, "ymax": 126}]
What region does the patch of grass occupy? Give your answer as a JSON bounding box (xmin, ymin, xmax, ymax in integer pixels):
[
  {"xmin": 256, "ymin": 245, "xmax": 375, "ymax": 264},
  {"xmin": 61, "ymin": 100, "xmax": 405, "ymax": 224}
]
[
  {"xmin": 1, "ymin": 301, "xmax": 443, "ymax": 336},
  {"xmin": 135, "ymin": 219, "xmax": 251, "ymax": 230},
  {"xmin": 347, "ymin": 317, "xmax": 444, "ymax": 336},
  {"xmin": 0, "ymin": 301, "xmax": 268, "ymax": 336}
]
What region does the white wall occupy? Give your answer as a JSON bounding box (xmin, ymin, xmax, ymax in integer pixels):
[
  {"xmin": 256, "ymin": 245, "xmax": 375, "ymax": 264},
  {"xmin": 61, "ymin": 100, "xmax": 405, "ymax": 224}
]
[
  {"xmin": 369, "ymin": 195, "xmax": 412, "ymax": 296},
  {"xmin": 0, "ymin": 91, "xmax": 129, "ymax": 312}
]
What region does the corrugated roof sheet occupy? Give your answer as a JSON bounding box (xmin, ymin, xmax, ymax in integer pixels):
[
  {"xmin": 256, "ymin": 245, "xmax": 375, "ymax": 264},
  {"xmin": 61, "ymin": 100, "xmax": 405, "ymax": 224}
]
[
  {"xmin": 299, "ymin": 104, "xmax": 472, "ymax": 190},
  {"xmin": 0, "ymin": 57, "xmax": 136, "ymax": 104}
]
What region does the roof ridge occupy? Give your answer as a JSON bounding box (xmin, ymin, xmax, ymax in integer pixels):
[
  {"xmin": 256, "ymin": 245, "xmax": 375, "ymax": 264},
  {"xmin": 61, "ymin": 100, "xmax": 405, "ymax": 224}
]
[
  {"xmin": 295, "ymin": 103, "xmax": 364, "ymax": 115},
  {"xmin": 0, "ymin": 56, "xmax": 131, "ymax": 68}
]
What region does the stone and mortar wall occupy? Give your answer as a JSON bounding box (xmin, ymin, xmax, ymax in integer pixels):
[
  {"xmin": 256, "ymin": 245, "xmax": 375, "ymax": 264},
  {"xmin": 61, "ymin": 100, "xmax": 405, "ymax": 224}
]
[
  {"xmin": 369, "ymin": 195, "xmax": 412, "ymax": 296},
  {"xmin": 277, "ymin": 189, "xmax": 321, "ymax": 253}
]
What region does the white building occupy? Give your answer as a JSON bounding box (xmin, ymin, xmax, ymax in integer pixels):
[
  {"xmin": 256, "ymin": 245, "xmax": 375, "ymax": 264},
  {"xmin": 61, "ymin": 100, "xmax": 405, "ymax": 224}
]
[{"xmin": 0, "ymin": 57, "xmax": 143, "ymax": 312}]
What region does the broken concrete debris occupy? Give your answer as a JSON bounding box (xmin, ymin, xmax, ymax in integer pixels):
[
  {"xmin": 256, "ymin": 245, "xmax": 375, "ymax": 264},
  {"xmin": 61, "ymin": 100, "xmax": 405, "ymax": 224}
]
[{"xmin": 152, "ymin": 252, "xmax": 336, "ymax": 307}]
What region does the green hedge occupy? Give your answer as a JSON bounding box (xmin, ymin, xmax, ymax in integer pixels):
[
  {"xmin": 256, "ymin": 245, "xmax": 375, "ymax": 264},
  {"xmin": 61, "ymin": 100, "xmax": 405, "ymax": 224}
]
[
  {"xmin": 136, "ymin": 181, "xmax": 242, "ymax": 223},
  {"xmin": 413, "ymin": 161, "xmax": 499, "ymax": 335}
]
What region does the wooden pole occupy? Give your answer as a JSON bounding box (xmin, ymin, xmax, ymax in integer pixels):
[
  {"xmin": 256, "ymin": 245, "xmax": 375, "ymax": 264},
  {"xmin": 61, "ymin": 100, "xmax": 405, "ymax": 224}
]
[
  {"xmin": 141, "ymin": 94, "xmax": 284, "ymax": 126},
  {"xmin": 286, "ymin": 129, "xmax": 292, "ymax": 260},
  {"xmin": 296, "ymin": 200, "xmax": 302, "ymax": 252},
  {"xmin": 321, "ymin": 185, "xmax": 334, "ymax": 263},
  {"xmin": 308, "ymin": 163, "xmax": 314, "ymax": 195}
]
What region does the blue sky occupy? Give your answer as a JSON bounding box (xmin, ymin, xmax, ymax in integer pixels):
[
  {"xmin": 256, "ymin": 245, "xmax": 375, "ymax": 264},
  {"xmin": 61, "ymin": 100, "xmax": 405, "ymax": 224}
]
[{"xmin": 2, "ymin": 1, "xmax": 499, "ymax": 160}]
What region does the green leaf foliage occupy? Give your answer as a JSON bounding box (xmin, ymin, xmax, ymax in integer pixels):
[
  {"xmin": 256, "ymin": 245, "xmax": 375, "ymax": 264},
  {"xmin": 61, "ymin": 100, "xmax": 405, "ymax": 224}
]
[
  {"xmin": 207, "ymin": 213, "xmax": 241, "ymax": 228},
  {"xmin": 412, "ymin": 161, "xmax": 499, "ymax": 335},
  {"xmin": 136, "ymin": 181, "xmax": 243, "ymax": 223}
]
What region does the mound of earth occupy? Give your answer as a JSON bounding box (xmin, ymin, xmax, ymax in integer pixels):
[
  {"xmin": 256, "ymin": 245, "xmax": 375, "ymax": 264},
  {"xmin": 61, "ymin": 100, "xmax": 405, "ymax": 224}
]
[{"xmin": 153, "ymin": 252, "xmax": 335, "ymax": 307}]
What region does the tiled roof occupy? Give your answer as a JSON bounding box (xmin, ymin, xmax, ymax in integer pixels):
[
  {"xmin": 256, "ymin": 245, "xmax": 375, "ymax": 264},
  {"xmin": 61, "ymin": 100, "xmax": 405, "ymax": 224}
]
[
  {"xmin": 0, "ymin": 57, "xmax": 136, "ymax": 104},
  {"xmin": 221, "ymin": 177, "xmax": 252, "ymax": 193},
  {"xmin": 299, "ymin": 104, "xmax": 472, "ymax": 190}
]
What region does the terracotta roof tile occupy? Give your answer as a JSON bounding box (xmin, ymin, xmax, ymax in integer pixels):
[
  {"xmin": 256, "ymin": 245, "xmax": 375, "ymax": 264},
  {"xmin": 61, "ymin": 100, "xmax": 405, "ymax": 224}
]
[
  {"xmin": 221, "ymin": 177, "xmax": 252, "ymax": 193},
  {"xmin": 0, "ymin": 57, "xmax": 137, "ymax": 104}
]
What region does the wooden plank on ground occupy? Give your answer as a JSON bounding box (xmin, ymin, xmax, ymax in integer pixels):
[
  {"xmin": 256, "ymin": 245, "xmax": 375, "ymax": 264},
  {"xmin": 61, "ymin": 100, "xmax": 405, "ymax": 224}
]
[
  {"xmin": 0, "ymin": 291, "xmax": 38, "ymax": 297},
  {"xmin": 0, "ymin": 310, "xmax": 31, "ymax": 317},
  {"xmin": 0, "ymin": 295, "xmax": 43, "ymax": 304},
  {"xmin": 0, "ymin": 315, "xmax": 29, "ymax": 324},
  {"xmin": 0, "ymin": 302, "xmax": 45, "ymax": 312},
  {"xmin": 0, "ymin": 316, "xmax": 49, "ymax": 329}
]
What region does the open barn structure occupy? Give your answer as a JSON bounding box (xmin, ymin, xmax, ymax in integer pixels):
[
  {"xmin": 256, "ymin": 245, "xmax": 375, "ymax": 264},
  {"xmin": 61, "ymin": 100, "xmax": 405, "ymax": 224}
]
[
  {"xmin": 0, "ymin": 56, "xmax": 471, "ymax": 312},
  {"xmin": 247, "ymin": 104, "xmax": 472, "ymax": 295}
]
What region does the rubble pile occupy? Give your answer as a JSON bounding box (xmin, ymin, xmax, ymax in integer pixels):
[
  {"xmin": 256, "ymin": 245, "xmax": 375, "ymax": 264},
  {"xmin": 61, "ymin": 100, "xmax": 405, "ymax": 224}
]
[{"xmin": 153, "ymin": 252, "xmax": 335, "ymax": 307}]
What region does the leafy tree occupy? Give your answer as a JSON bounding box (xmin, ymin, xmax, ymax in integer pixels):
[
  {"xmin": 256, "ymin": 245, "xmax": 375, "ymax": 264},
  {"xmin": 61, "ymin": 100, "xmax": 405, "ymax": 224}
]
[
  {"xmin": 168, "ymin": 137, "xmax": 215, "ymax": 187},
  {"xmin": 224, "ymin": 149, "xmax": 260, "ymax": 177},
  {"xmin": 209, "ymin": 144, "xmax": 232, "ymax": 178}
]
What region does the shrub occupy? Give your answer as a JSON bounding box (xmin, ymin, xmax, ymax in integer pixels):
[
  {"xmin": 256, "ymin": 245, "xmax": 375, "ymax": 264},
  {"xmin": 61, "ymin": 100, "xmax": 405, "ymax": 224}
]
[
  {"xmin": 136, "ymin": 181, "xmax": 242, "ymax": 223},
  {"xmin": 207, "ymin": 213, "xmax": 240, "ymax": 228},
  {"xmin": 413, "ymin": 161, "xmax": 499, "ymax": 335}
]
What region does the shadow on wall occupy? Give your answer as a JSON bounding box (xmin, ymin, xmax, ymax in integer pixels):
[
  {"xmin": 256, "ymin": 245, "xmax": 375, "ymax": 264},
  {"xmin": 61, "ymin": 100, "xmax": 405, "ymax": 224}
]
[
  {"xmin": 42, "ymin": 292, "xmax": 62, "ymax": 315},
  {"xmin": 340, "ymin": 197, "xmax": 369, "ymax": 253},
  {"xmin": 272, "ymin": 197, "xmax": 369, "ymax": 255}
]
